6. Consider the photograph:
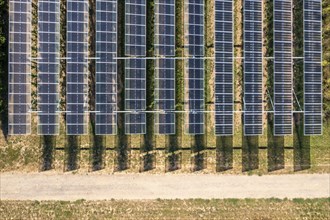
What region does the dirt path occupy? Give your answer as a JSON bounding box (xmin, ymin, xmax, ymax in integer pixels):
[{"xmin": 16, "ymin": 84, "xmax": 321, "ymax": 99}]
[{"xmin": 1, "ymin": 173, "xmax": 329, "ymax": 200}]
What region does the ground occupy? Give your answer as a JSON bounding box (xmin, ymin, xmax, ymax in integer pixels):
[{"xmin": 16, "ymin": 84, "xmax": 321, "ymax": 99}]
[
  {"xmin": 1, "ymin": 173, "xmax": 329, "ymax": 200},
  {"xmin": 1, "ymin": 199, "xmax": 329, "ymax": 219}
]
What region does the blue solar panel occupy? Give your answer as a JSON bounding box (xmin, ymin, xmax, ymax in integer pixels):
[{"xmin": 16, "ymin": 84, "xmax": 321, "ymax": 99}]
[
  {"xmin": 125, "ymin": 113, "xmax": 146, "ymax": 134},
  {"xmin": 154, "ymin": 0, "xmax": 175, "ymax": 56},
  {"xmin": 214, "ymin": 0, "xmax": 234, "ymax": 136},
  {"xmin": 243, "ymin": 0, "xmax": 263, "ymax": 136},
  {"xmin": 8, "ymin": 0, "xmax": 32, "ymax": 135},
  {"xmin": 273, "ymin": 0, "xmax": 293, "ymax": 135},
  {"xmin": 184, "ymin": 0, "xmax": 204, "ymax": 135},
  {"xmin": 304, "ymin": 0, "xmax": 322, "ymax": 135},
  {"xmin": 95, "ymin": 0, "xmax": 118, "ymax": 135},
  {"xmin": 38, "ymin": 0, "xmax": 60, "ymax": 135},
  {"xmin": 125, "ymin": 0, "xmax": 146, "ymax": 134},
  {"xmin": 125, "ymin": 0, "xmax": 146, "ymax": 56},
  {"xmin": 154, "ymin": 0, "xmax": 176, "ymax": 135},
  {"xmin": 66, "ymin": 0, "xmax": 89, "ymax": 135}
]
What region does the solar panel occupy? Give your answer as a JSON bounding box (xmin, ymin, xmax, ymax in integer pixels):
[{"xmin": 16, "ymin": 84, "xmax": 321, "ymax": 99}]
[
  {"xmin": 214, "ymin": 0, "xmax": 234, "ymax": 136},
  {"xmin": 8, "ymin": 0, "xmax": 32, "ymax": 135},
  {"xmin": 154, "ymin": 0, "xmax": 175, "ymax": 56},
  {"xmin": 95, "ymin": 0, "xmax": 118, "ymax": 135},
  {"xmin": 243, "ymin": 0, "xmax": 263, "ymax": 136},
  {"xmin": 125, "ymin": 0, "xmax": 146, "ymax": 134},
  {"xmin": 184, "ymin": 0, "xmax": 204, "ymax": 135},
  {"xmin": 154, "ymin": 0, "xmax": 175, "ymax": 135},
  {"xmin": 66, "ymin": 0, "xmax": 89, "ymax": 135},
  {"xmin": 273, "ymin": 0, "xmax": 293, "ymax": 136},
  {"xmin": 37, "ymin": 0, "xmax": 60, "ymax": 135},
  {"xmin": 125, "ymin": 0, "xmax": 146, "ymax": 56},
  {"xmin": 125, "ymin": 112, "xmax": 146, "ymax": 134},
  {"xmin": 304, "ymin": 0, "xmax": 322, "ymax": 135}
]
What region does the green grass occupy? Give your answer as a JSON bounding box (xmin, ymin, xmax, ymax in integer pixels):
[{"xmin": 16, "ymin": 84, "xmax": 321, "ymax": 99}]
[
  {"xmin": 1, "ymin": 123, "xmax": 329, "ymax": 173},
  {"xmin": 1, "ymin": 198, "xmax": 329, "ymax": 219}
]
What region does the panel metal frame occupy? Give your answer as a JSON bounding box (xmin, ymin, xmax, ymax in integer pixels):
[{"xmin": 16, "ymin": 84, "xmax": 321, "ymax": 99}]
[
  {"xmin": 95, "ymin": 0, "xmax": 118, "ymax": 135},
  {"xmin": 124, "ymin": 0, "xmax": 147, "ymax": 56},
  {"xmin": 214, "ymin": 0, "xmax": 234, "ymax": 136},
  {"xmin": 184, "ymin": 0, "xmax": 205, "ymax": 135},
  {"xmin": 124, "ymin": 0, "xmax": 147, "ymax": 134},
  {"xmin": 154, "ymin": 0, "xmax": 176, "ymax": 135},
  {"xmin": 37, "ymin": 0, "xmax": 61, "ymax": 135},
  {"xmin": 66, "ymin": 0, "xmax": 89, "ymax": 135},
  {"xmin": 273, "ymin": 0, "xmax": 293, "ymax": 136},
  {"xmin": 8, "ymin": 0, "xmax": 32, "ymax": 135},
  {"xmin": 243, "ymin": 0, "xmax": 263, "ymax": 136},
  {"xmin": 303, "ymin": 0, "xmax": 323, "ymax": 135}
]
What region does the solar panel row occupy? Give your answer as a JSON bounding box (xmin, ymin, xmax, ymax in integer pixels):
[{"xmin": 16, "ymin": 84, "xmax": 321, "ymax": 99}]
[
  {"xmin": 125, "ymin": 0, "xmax": 147, "ymax": 134},
  {"xmin": 243, "ymin": 0, "xmax": 263, "ymax": 136},
  {"xmin": 273, "ymin": 0, "xmax": 293, "ymax": 135},
  {"xmin": 37, "ymin": 0, "xmax": 60, "ymax": 135},
  {"xmin": 214, "ymin": 0, "xmax": 234, "ymax": 136},
  {"xmin": 154, "ymin": 0, "xmax": 176, "ymax": 134},
  {"xmin": 95, "ymin": 0, "xmax": 118, "ymax": 135},
  {"xmin": 66, "ymin": 0, "xmax": 89, "ymax": 135},
  {"xmin": 184, "ymin": 0, "xmax": 205, "ymax": 135},
  {"xmin": 304, "ymin": 0, "xmax": 322, "ymax": 135},
  {"xmin": 8, "ymin": 0, "xmax": 32, "ymax": 135}
]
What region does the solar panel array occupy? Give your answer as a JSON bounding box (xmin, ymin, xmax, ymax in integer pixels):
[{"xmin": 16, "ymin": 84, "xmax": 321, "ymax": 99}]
[
  {"xmin": 8, "ymin": 0, "xmax": 324, "ymax": 137},
  {"xmin": 304, "ymin": 0, "xmax": 322, "ymax": 135},
  {"xmin": 273, "ymin": 0, "xmax": 293, "ymax": 135},
  {"xmin": 125, "ymin": 0, "xmax": 147, "ymax": 134},
  {"xmin": 37, "ymin": 0, "xmax": 60, "ymax": 135},
  {"xmin": 243, "ymin": 0, "xmax": 263, "ymax": 136},
  {"xmin": 66, "ymin": 0, "xmax": 89, "ymax": 135},
  {"xmin": 184, "ymin": 0, "xmax": 204, "ymax": 135},
  {"xmin": 214, "ymin": 0, "xmax": 234, "ymax": 136},
  {"xmin": 8, "ymin": 0, "xmax": 32, "ymax": 135},
  {"xmin": 154, "ymin": 0, "xmax": 176, "ymax": 134},
  {"xmin": 95, "ymin": 0, "xmax": 118, "ymax": 135}
]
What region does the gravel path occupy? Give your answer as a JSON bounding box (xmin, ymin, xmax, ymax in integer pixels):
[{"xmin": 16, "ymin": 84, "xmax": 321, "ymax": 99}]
[{"xmin": 1, "ymin": 173, "xmax": 329, "ymax": 200}]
